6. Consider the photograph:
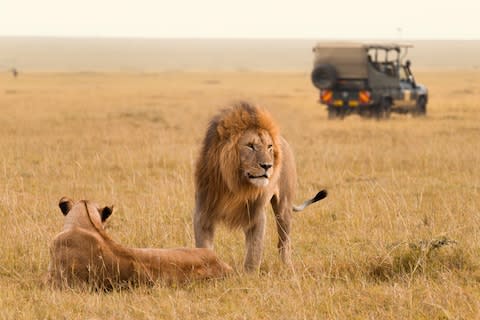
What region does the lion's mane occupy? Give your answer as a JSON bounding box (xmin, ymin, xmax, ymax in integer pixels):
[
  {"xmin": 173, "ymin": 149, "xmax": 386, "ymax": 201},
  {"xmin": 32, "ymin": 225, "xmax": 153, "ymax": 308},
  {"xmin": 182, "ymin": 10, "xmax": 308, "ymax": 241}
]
[{"xmin": 195, "ymin": 102, "xmax": 282, "ymax": 229}]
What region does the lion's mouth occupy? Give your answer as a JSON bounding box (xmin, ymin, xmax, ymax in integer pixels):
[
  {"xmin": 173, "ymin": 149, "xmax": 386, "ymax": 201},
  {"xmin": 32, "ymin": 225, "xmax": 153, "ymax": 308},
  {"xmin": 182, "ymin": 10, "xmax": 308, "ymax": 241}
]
[
  {"xmin": 247, "ymin": 173, "xmax": 270, "ymax": 187},
  {"xmin": 247, "ymin": 173, "xmax": 269, "ymax": 180}
]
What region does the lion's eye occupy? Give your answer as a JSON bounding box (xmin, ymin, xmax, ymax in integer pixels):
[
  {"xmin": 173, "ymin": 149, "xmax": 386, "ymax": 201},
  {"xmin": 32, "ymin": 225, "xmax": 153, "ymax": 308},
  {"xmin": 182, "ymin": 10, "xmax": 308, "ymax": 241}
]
[
  {"xmin": 268, "ymin": 144, "xmax": 273, "ymax": 151},
  {"xmin": 247, "ymin": 143, "xmax": 255, "ymax": 151}
]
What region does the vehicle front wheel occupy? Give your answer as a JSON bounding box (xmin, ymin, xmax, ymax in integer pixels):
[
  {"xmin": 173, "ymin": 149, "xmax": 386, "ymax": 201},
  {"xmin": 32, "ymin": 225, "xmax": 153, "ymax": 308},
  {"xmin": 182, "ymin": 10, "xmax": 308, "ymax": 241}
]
[{"xmin": 414, "ymin": 96, "xmax": 427, "ymax": 116}]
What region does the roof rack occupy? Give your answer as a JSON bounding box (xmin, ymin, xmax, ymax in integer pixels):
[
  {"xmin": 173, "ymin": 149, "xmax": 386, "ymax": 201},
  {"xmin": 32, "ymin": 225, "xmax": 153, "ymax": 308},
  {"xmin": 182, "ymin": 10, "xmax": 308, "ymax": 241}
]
[
  {"xmin": 313, "ymin": 42, "xmax": 413, "ymax": 51},
  {"xmin": 365, "ymin": 43, "xmax": 414, "ymax": 51}
]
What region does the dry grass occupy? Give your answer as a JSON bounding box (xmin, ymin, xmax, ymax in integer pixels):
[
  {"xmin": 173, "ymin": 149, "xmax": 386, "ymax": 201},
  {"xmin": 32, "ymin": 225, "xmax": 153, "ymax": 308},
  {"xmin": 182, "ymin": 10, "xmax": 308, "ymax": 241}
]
[{"xmin": 1, "ymin": 70, "xmax": 480, "ymax": 319}]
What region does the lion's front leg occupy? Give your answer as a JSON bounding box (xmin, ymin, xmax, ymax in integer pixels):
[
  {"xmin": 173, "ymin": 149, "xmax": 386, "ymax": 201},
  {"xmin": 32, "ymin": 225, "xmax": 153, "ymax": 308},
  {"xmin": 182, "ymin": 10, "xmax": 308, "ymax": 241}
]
[
  {"xmin": 193, "ymin": 209, "xmax": 216, "ymax": 250},
  {"xmin": 243, "ymin": 210, "xmax": 266, "ymax": 272}
]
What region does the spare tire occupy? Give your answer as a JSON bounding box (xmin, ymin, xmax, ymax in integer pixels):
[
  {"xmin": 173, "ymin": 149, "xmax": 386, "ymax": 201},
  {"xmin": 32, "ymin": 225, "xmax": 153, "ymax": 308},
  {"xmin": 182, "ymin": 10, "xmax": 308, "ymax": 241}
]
[{"xmin": 311, "ymin": 64, "xmax": 337, "ymax": 89}]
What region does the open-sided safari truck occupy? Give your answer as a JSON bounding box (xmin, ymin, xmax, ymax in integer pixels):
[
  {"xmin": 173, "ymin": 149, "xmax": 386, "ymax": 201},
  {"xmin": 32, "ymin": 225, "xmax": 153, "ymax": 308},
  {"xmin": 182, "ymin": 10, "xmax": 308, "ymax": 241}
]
[{"xmin": 311, "ymin": 42, "xmax": 428, "ymax": 119}]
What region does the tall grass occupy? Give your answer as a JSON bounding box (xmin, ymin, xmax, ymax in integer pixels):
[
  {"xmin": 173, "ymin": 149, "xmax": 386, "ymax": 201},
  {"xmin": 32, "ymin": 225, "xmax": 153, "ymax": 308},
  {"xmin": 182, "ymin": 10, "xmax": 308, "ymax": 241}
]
[{"xmin": 1, "ymin": 70, "xmax": 479, "ymax": 319}]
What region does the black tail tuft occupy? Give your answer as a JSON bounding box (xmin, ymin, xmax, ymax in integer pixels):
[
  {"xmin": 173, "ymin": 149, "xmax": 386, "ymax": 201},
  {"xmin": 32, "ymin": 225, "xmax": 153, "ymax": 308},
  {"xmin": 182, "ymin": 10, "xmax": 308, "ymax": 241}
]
[{"xmin": 312, "ymin": 189, "xmax": 328, "ymax": 203}]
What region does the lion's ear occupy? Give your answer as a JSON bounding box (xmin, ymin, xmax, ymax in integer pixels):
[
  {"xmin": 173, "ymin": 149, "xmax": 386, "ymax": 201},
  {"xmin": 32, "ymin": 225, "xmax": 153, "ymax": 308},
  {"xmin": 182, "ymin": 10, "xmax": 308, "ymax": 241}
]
[
  {"xmin": 59, "ymin": 197, "xmax": 74, "ymax": 216},
  {"xmin": 100, "ymin": 206, "xmax": 114, "ymax": 222}
]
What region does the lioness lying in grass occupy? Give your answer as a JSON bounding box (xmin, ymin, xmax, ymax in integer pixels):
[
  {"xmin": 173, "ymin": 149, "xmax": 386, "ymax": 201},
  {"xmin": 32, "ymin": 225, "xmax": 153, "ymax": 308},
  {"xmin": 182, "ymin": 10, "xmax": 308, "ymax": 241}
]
[{"xmin": 47, "ymin": 197, "xmax": 232, "ymax": 289}]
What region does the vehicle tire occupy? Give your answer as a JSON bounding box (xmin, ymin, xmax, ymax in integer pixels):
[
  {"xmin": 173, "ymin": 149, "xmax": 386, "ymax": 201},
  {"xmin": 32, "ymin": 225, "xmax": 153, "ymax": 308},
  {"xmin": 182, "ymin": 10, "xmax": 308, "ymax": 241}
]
[
  {"xmin": 372, "ymin": 104, "xmax": 383, "ymax": 119},
  {"xmin": 382, "ymin": 99, "xmax": 392, "ymax": 119},
  {"xmin": 373, "ymin": 99, "xmax": 391, "ymax": 120},
  {"xmin": 327, "ymin": 106, "xmax": 338, "ymax": 120},
  {"xmin": 414, "ymin": 96, "xmax": 427, "ymax": 116},
  {"xmin": 359, "ymin": 110, "xmax": 370, "ymax": 118},
  {"xmin": 311, "ymin": 64, "xmax": 337, "ymax": 90}
]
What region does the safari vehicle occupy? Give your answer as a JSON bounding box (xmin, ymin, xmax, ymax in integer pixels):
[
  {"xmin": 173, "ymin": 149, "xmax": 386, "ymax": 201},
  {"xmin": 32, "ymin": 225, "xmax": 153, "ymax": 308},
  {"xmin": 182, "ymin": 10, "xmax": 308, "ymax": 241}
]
[{"xmin": 311, "ymin": 42, "xmax": 428, "ymax": 119}]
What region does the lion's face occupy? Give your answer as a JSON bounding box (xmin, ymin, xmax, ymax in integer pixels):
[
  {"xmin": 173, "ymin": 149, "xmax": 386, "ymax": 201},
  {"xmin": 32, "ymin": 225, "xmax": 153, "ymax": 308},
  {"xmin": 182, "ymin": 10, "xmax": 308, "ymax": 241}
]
[{"xmin": 238, "ymin": 129, "xmax": 275, "ymax": 188}]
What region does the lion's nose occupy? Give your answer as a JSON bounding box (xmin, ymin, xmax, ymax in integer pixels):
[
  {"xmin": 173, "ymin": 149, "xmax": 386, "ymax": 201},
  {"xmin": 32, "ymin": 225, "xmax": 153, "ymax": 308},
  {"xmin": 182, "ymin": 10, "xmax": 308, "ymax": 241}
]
[{"xmin": 260, "ymin": 163, "xmax": 272, "ymax": 171}]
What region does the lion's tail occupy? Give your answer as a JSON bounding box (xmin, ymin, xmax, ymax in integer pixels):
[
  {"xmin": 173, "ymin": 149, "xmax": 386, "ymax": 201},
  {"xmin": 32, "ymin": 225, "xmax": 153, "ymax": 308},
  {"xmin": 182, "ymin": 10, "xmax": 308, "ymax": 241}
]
[{"xmin": 292, "ymin": 189, "xmax": 327, "ymax": 212}]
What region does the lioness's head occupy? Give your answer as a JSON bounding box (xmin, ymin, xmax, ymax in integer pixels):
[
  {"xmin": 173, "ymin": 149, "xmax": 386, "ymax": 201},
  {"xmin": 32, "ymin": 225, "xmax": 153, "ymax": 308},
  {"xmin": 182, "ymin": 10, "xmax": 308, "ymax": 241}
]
[
  {"xmin": 202, "ymin": 102, "xmax": 282, "ymax": 191},
  {"xmin": 59, "ymin": 197, "xmax": 113, "ymax": 232}
]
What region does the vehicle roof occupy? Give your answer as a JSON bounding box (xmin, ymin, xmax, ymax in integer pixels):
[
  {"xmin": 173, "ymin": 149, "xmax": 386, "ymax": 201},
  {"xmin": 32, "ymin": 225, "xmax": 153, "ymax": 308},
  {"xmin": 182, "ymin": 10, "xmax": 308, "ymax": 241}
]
[
  {"xmin": 312, "ymin": 42, "xmax": 414, "ymax": 78},
  {"xmin": 313, "ymin": 42, "xmax": 413, "ymax": 51}
]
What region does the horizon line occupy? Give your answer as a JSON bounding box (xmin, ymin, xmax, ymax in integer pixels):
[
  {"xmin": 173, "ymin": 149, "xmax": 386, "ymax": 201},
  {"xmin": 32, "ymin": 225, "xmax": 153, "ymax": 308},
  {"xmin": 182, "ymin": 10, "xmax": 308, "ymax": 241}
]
[{"xmin": 1, "ymin": 35, "xmax": 480, "ymax": 41}]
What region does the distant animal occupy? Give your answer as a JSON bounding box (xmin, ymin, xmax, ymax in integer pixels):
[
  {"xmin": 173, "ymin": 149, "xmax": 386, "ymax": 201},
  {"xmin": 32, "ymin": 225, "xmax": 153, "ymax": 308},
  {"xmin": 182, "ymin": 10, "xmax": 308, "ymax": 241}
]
[
  {"xmin": 193, "ymin": 102, "xmax": 327, "ymax": 271},
  {"xmin": 11, "ymin": 68, "xmax": 18, "ymax": 77},
  {"xmin": 47, "ymin": 197, "xmax": 232, "ymax": 289}
]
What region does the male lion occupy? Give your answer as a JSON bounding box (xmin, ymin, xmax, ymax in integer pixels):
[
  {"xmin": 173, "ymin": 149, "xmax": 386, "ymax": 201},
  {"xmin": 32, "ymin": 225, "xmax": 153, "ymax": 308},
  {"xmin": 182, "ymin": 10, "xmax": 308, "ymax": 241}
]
[
  {"xmin": 194, "ymin": 102, "xmax": 327, "ymax": 271},
  {"xmin": 48, "ymin": 197, "xmax": 232, "ymax": 289}
]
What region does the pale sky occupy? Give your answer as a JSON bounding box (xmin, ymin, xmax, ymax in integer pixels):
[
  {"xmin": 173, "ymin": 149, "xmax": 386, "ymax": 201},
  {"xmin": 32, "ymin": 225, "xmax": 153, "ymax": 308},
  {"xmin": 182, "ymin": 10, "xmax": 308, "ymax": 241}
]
[{"xmin": 1, "ymin": 0, "xmax": 479, "ymax": 39}]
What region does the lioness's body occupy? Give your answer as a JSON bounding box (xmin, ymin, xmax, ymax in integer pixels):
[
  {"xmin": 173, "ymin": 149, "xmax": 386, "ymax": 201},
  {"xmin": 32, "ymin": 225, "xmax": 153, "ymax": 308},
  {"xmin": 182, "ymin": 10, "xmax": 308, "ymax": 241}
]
[
  {"xmin": 194, "ymin": 102, "xmax": 326, "ymax": 271},
  {"xmin": 48, "ymin": 198, "xmax": 232, "ymax": 289}
]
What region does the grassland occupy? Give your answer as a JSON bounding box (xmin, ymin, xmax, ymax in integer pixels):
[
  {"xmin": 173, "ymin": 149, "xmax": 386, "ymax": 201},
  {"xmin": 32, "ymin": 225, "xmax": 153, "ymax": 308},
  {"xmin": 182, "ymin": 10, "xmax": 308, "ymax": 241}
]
[{"xmin": 1, "ymin": 70, "xmax": 479, "ymax": 319}]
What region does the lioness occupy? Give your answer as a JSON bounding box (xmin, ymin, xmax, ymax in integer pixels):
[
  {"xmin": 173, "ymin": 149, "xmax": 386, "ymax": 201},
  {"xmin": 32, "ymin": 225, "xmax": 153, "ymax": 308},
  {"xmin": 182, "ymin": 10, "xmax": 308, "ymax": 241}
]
[
  {"xmin": 194, "ymin": 102, "xmax": 327, "ymax": 271},
  {"xmin": 48, "ymin": 197, "xmax": 232, "ymax": 289}
]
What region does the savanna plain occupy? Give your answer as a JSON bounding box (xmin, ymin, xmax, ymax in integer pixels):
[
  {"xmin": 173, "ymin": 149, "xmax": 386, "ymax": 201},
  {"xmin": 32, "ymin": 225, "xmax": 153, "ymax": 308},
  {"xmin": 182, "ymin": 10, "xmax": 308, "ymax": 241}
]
[{"xmin": 1, "ymin": 69, "xmax": 480, "ymax": 319}]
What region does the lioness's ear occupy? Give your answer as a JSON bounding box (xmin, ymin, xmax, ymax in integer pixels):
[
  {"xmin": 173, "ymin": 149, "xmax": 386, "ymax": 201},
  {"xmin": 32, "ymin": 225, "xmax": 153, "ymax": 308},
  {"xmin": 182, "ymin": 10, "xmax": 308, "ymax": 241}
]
[
  {"xmin": 100, "ymin": 206, "xmax": 114, "ymax": 222},
  {"xmin": 59, "ymin": 197, "xmax": 73, "ymax": 216}
]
